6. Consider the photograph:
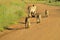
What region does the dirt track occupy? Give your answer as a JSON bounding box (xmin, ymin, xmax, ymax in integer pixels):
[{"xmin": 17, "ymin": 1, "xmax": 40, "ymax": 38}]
[{"xmin": 0, "ymin": 4, "xmax": 60, "ymax": 40}]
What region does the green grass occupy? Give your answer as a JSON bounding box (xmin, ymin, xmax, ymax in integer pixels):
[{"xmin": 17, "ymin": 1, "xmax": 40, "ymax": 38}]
[
  {"xmin": 46, "ymin": 1, "xmax": 60, "ymax": 6},
  {"xmin": 25, "ymin": 1, "xmax": 46, "ymax": 4},
  {"xmin": 0, "ymin": 0, "xmax": 26, "ymax": 31},
  {"xmin": 25, "ymin": 0, "xmax": 60, "ymax": 6}
]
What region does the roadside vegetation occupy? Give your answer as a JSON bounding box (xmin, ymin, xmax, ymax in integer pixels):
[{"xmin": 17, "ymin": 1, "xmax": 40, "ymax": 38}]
[
  {"xmin": 25, "ymin": 0, "xmax": 60, "ymax": 6},
  {"xmin": 0, "ymin": 0, "xmax": 26, "ymax": 31}
]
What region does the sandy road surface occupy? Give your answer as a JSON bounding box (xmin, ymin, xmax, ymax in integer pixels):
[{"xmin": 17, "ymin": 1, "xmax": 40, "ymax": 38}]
[{"xmin": 0, "ymin": 4, "xmax": 60, "ymax": 40}]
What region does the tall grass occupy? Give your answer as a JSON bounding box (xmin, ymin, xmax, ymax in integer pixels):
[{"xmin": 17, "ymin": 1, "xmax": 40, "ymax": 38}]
[
  {"xmin": 25, "ymin": 0, "xmax": 46, "ymax": 4},
  {"xmin": 46, "ymin": 1, "xmax": 60, "ymax": 6},
  {"xmin": 25, "ymin": 0, "xmax": 60, "ymax": 6},
  {"xmin": 0, "ymin": 0, "xmax": 26, "ymax": 31}
]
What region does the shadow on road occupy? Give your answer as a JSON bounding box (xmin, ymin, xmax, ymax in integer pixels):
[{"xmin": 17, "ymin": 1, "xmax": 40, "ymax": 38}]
[
  {"xmin": 18, "ymin": 22, "xmax": 25, "ymax": 24},
  {"xmin": 5, "ymin": 27, "xmax": 26, "ymax": 30},
  {"xmin": 42, "ymin": 16, "xmax": 48, "ymax": 18}
]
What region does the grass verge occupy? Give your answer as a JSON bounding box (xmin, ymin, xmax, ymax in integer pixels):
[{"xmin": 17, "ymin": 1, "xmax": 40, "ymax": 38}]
[{"xmin": 0, "ymin": 0, "xmax": 26, "ymax": 31}]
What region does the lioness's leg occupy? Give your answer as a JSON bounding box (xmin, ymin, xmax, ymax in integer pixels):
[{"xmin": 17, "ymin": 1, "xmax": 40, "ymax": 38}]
[
  {"xmin": 25, "ymin": 17, "xmax": 30, "ymax": 28},
  {"xmin": 45, "ymin": 10, "xmax": 49, "ymax": 17},
  {"xmin": 36, "ymin": 14, "xmax": 41, "ymax": 23}
]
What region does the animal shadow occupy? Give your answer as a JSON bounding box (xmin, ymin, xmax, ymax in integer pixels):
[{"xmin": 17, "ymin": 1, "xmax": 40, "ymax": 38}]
[
  {"xmin": 18, "ymin": 22, "xmax": 25, "ymax": 24},
  {"xmin": 5, "ymin": 27, "xmax": 26, "ymax": 30}
]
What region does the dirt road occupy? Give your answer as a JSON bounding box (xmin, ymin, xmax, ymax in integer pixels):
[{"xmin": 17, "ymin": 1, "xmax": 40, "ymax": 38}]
[{"xmin": 0, "ymin": 4, "xmax": 60, "ymax": 40}]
